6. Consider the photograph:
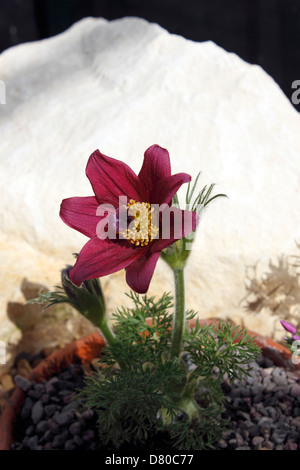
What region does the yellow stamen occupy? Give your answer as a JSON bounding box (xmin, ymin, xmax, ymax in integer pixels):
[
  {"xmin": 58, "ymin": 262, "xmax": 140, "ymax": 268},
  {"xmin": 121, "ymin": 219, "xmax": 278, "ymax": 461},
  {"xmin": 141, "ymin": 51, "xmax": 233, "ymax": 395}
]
[{"xmin": 120, "ymin": 199, "xmax": 159, "ymax": 246}]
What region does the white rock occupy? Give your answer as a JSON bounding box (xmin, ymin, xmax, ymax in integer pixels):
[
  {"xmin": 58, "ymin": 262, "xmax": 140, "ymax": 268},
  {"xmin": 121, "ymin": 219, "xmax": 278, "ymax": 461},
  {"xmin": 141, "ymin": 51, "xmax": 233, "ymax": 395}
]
[{"xmin": 0, "ymin": 16, "xmax": 300, "ymax": 343}]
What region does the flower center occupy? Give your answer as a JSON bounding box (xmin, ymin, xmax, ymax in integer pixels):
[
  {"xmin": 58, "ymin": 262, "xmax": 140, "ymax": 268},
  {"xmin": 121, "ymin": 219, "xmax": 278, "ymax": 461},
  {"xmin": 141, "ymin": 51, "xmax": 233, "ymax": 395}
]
[{"xmin": 121, "ymin": 199, "xmax": 159, "ymax": 247}]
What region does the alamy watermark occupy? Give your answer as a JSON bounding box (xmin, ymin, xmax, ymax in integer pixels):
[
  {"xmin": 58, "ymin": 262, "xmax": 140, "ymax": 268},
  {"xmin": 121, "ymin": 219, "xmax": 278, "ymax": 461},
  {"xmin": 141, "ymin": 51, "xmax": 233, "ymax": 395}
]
[
  {"xmin": 94, "ymin": 197, "xmax": 199, "ymax": 250},
  {"xmin": 291, "ymin": 80, "xmax": 300, "ymax": 105},
  {"xmin": 0, "ymin": 340, "xmax": 6, "ymax": 364},
  {"xmin": 0, "ymin": 80, "xmax": 6, "ymax": 105}
]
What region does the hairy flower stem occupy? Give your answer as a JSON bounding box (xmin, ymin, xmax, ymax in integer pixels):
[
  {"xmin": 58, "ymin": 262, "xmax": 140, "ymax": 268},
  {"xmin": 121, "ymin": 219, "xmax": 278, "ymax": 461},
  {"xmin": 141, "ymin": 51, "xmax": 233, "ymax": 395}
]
[
  {"xmin": 170, "ymin": 268, "xmax": 185, "ymax": 358},
  {"xmin": 99, "ymin": 320, "xmax": 116, "ymax": 348}
]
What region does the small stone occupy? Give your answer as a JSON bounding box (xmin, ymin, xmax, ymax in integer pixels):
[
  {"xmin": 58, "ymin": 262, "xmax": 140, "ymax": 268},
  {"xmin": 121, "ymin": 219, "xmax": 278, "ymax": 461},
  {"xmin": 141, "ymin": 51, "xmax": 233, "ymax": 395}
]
[
  {"xmin": 228, "ymin": 438, "xmax": 237, "ymax": 448},
  {"xmin": 35, "ymin": 420, "xmax": 48, "ymax": 435},
  {"xmin": 252, "ymin": 436, "xmax": 264, "ymax": 450},
  {"xmin": 63, "ymin": 393, "xmax": 75, "ymax": 404},
  {"xmin": 217, "ymin": 439, "xmax": 227, "ymax": 449},
  {"xmin": 81, "ymin": 409, "xmax": 94, "ymax": 421},
  {"xmin": 69, "ymin": 421, "xmax": 81, "ymax": 436},
  {"xmin": 44, "ymin": 404, "xmax": 58, "ymax": 417},
  {"xmin": 41, "ymin": 393, "xmax": 50, "ymax": 404},
  {"xmin": 45, "ymin": 377, "xmax": 59, "ymax": 394},
  {"xmin": 47, "ymin": 419, "xmax": 60, "ymax": 434},
  {"xmin": 25, "ymin": 424, "xmax": 35, "ymax": 436},
  {"xmin": 285, "ymin": 441, "xmax": 298, "ymax": 450},
  {"xmin": 27, "ymin": 435, "xmax": 39, "ymax": 450},
  {"xmin": 53, "ymin": 411, "xmax": 74, "ymax": 427},
  {"xmin": 294, "ymin": 407, "xmax": 300, "ymax": 416},
  {"xmin": 240, "ymin": 387, "xmax": 251, "ymax": 397},
  {"xmin": 52, "ymin": 430, "xmax": 70, "ymax": 448},
  {"xmin": 40, "ymin": 429, "xmax": 53, "ymax": 444},
  {"xmin": 247, "ymin": 424, "xmax": 260, "ymax": 437},
  {"xmin": 44, "ymin": 442, "xmax": 53, "ymax": 450},
  {"xmin": 272, "ymin": 428, "xmax": 288, "ymax": 444},
  {"xmin": 14, "ymin": 375, "xmax": 32, "ymax": 392},
  {"xmin": 266, "ymin": 406, "xmax": 277, "ymax": 420},
  {"xmin": 31, "ymin": 401, "xmax": 44, "ymax": 424},
  {"xmin": 73, "ymin": 435, "xmax": 84, "ymax": 447},
  {"xmin": 28, "ymin": 383, "xmax": 45, "ymax": 399},
  {"xmin": 290, "ymin": 384, "xmax": 300, "ymax": 398},
  {"xmin": 258, "ymin": 417, "xmax": 273, "ymax": 431},
  {"xmin": 251, "ymin": 382, "xmax": 263, "ymax": 394},
  {"xmin": 235, "ymin": 432, "xmax": 244, "ymax": 446},
  {"xmin": 20, "ymin": 397, "xmax": 34, "ymax": 420},
  {"xmin": 263, "ymin": 440, "xmax": 274, "ymax": 450},
  {"xmin": 56, "ymin": 380, "xmax": 75, "ymax": 392},
  {"xmin": 236, "ymin": 410, "xmax": 250, "ymax": 421},
  {"xmin": 253, "ymin": 392, "xmax": 264, "ymax": 403},
  {"xmin": 65, "ymin": 439, "xmax": 76, "ymax": 450},
  {"xmin": 272, "ymin": 368, "xmax": 287, "ymax": 386},
  {"xmin": 231, "ymin": 387, "xmax": 242, "ymax": 398}
]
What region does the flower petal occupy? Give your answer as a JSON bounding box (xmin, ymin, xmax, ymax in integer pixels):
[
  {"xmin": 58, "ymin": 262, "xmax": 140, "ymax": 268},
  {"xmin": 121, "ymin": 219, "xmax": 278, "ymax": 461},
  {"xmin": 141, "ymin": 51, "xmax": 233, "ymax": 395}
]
[
  {"xmin": 86, "ymin": 150, "xmax": 148, "ymax": 206},
  {"xmin": 60, "ymin": 196, "xmax": 107, "ymax": 238},
  {"xmin": 153, "ymin": 173, "xmax": 191, "ymax": 205},
  {"xmin": 69, "ymin": 237, "xmax": 142, "ymax": 286},
  {"xmin": 125, "ymin": 249, "xmax": 161, "ymax": 294},
  {"xmin": 138, "ymin": 145, "xmax": 171, "ymax": 195},
  {"xmin": 151, "ymin": 206, "xmax": 199, "ymax": 252}
]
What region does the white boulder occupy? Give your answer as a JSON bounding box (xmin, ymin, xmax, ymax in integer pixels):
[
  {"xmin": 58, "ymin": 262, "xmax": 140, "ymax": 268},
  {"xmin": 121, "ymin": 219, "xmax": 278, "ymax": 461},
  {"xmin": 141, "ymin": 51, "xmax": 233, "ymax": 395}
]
[{"xmin": 0, "ymin": 16, "xmax": 300, "ymax": 344}]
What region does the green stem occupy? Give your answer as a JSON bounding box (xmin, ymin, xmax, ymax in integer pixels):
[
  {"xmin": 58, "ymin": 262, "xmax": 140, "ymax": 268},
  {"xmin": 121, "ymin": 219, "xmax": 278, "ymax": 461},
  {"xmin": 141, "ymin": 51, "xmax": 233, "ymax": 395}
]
[
  {"xmin": 99, "ymin": 320, "xmax": 116, "ymax": 348},
  {"xmin": 99, "ymin": 320, "xmax": 127, "ymax": 370},
  {"xmin": 170, "ymin": 268, "xmax": 185, "ymax": 358}
]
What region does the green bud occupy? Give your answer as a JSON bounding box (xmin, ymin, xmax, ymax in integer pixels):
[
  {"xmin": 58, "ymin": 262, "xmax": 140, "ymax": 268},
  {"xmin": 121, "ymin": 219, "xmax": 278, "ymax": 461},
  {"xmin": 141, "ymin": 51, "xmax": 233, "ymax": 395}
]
[{"xmin": 61, "ymin": 267, "xmax": 106, "ymax": 328}]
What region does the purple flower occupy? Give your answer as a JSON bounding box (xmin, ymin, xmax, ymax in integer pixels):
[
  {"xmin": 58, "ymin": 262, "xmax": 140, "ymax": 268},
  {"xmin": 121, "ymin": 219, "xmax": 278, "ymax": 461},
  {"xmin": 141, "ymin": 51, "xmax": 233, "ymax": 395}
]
[
  {"xmin": 280, "ymin": 320, "xmax": 297, "ymax": 335},
  {"xmin": 60, "ymin": 145, "xmax": 198, "ymax": 293}
]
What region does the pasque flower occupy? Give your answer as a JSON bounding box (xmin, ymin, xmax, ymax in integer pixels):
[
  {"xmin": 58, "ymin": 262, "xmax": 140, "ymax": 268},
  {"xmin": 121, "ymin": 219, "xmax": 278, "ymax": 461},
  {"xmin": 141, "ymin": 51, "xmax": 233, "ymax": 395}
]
[{"xmin": 60, "ymin": 145, "xmax": 198, "ymax": 293}]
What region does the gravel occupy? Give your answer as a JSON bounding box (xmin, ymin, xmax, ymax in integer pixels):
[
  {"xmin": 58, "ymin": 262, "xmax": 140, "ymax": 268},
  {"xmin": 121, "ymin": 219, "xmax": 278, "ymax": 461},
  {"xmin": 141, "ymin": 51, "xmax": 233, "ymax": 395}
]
[
  {"xmin": 10, "ymin": 355, "xmax": 300, "ymax": 450},
  {"xmin": 217, "ymin": 355, "xmax": 300, "ymax": 450}
]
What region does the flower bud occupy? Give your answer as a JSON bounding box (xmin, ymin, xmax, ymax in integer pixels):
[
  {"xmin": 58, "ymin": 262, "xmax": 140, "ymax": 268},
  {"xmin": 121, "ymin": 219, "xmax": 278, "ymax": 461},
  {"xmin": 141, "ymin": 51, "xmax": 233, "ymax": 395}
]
[
  {"xmin": 61, "ymin": 266, "xmax": 106, "ymax": 328},
  {"xmin": 280, "ymin": 320, "xmax": 297, "ymax": 335}
]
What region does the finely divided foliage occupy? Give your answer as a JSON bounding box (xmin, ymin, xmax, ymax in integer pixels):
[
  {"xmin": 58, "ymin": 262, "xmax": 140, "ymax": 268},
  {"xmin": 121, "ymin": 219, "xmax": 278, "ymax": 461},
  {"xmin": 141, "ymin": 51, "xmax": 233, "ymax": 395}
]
[{"xmin": 77, "ymin": 292, "xmax": 260, "ymax": 450}]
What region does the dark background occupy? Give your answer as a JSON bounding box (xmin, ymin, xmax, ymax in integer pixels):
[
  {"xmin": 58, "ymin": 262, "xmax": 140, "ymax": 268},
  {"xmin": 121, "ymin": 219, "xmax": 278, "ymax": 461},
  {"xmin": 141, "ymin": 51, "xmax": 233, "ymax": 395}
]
[{"xmin": 0, "ymin": 0, "xmax": 299, "ymax": 109}]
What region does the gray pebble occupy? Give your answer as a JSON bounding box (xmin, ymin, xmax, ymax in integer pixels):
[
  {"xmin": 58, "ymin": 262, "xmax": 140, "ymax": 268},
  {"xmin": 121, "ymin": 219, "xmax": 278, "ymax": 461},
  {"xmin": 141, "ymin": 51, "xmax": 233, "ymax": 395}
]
[
  {"xmin": 47, "ymin": 419, "xmax": 60, "ymax": 434},
  {"xmin": 252, "ymin": 436, "xmax": 264, "ymax": 449},
  {"xmin": 65, "ymin": 439, "xmax": 77, "ymax": 450},
  {"xmin": 69, "ymin": 421, "xmax": 81, "ymax": 436},
  {"xmin": 258, "ymin": 416, "xmax": 273, "ymax": 431},
  {"xmin": 217, "ymin": 439, "xmax": 227, "ymax": 449},
  {"xmin": 290, "ymin": 384, "xmax": 300, "ymax": 398},
  {"xmin": 31, "ymin": 401, "xmax": 44, "ymax": 424},
  {"xmin": 35, "ymin": 420, "xmax": 48, "ymax": 435},
  {"xmin": 263, "ymin": 440, "xmax": 274, "ymax": 450},
  {"xmin": 14, "ymin": 375, "xmax": 32, "ymax": 392},
  {"xmin": 20, "ymin": 397, "xmax": 34, "ymax": 420},
  {"xmin": 272, "ymin": 428, "xmax": 288, "ymax": 444},
  {"xmin": 272, "ymin": 368, "xmax": 287, "ymax": 386},
  {"xmin": 26, "ymin": 435, "xmax": 39, "ymax": 450},
  {"xmin": 52, "ymin": 430, "xmax": 70, "ymax": 448},
  {"xmin": 53, "ymin": 411, "xmax": 74, "ymax": 427},
  {"xmin": 285, "ymin": 441, "xmax": 298, "ymax": 450},
  {"xmin": 45, "ymin": 404, "xmax": 57, "ymax": 417}
]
